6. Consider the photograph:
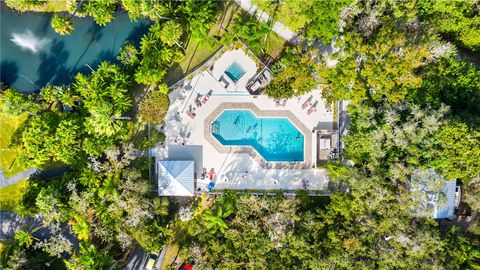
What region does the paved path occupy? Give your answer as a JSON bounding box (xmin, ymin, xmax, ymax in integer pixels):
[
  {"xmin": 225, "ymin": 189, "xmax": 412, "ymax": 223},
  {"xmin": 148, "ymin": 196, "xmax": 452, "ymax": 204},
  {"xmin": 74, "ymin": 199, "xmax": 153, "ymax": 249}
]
[
  {"xmin": 234, "ymin": 0, "xmax": 299, "ymax": 44},
  {"xmin": 0, "ymin": 167, "xmax": 38, "ymax": 188},
  {"xmin": 123, "ymin": 245, "xmax": 148, "ymax": 270},
  {"xmin": 123, "ymin": 245, "xmax": 167, "ymax": 270},
  {"xmin": 1, "ymin": 211, "xmax": 79, "ymax": 251}
]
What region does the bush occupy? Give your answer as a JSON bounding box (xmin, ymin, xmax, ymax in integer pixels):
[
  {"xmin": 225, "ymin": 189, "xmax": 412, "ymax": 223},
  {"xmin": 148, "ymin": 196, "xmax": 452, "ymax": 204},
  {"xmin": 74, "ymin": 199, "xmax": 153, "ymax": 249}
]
[
  {"xmin": 51, "ymin": 14, "xmax": 74, "ymax": 36},
  {"xmin": 139, "ymin": 85, "xmax": 170, "ymax": 124}
]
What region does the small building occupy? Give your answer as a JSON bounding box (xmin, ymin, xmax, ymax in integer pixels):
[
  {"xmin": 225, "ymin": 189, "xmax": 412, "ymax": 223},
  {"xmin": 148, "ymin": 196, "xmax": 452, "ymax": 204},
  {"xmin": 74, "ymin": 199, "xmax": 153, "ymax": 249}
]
[
  {"xmin": 410, "ymin": 169, "xmax": 459, "ymax": 219},
  {"xmin": 158, "ymin": 160, "xmax": 195, "ymax": 196}
]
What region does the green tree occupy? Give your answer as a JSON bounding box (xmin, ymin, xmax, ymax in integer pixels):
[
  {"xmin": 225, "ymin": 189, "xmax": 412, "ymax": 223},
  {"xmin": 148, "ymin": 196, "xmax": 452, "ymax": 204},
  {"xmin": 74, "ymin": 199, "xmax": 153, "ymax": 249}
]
[
  {"xmin": 74, "ymin": 62, "xmax": 132, "ymax": 136},
  {"xmin": 138, "ymin": 84, "xmax": 170, "ymax": 124},
  {"xmin": 83, "ymin": 0, "xmax": 117, "ymax": 26},
  {"xmin": 134, "ymin": 22, "xmax": 183, "ymax": 86},
  {"xmin": 51, "ymin": 14, "xmax": 74, "ymax": 36},
  {"xmin": 304, "ymin": 0, "xmax": 352, "ymax": 44},
  {"xmin": 464, "ymin": 174, "xmax": 480, "ymax": 212},
  {"xmin": 18, "ymin": 112, "xmax": 85, "ymax": 168},
  {"xmin": 117, "ymin": 42, "xmax": 139, "ymax": 67},
  {"xmin": 409, "ymin": 57, "xmax": 480, "ymax": 125},
  {"xmin": 159, "ymin": 20, "xmax": 184, "ymax": 50},
  {"xmin": 1, "ymin": 88, "xmax": 40, "ymax": 116},
  {"xmin": 5, "ymin": 0, "xmax": 42, "ymax": 12},
  {"xmin": 121, "ymin": 0, "xmax": 174, "ymax": 21},
  {"xmin": 417, "ymin": 0, "xmax": 480, "ymax": 53},
  {"xmin": 14, "ymin": 229, "xmax": 36, "ymax": 248},
  {"xmin": 181, "ymin": 0, "xmax": 219, "ymax": 41},
  {"xmin": 233, "ymin": 14, "xmax": 271, "ymax": 54},
  {"xmin": 65, "ymin": 242, "xmax": 114, "ymax": 270},
  {"xmin": 265, "ymin": 46, "xmax": 318, "ymax": 99},
  {"xmin": 430, "ymin": 121, "xmax": 480, "ymax": 180}
]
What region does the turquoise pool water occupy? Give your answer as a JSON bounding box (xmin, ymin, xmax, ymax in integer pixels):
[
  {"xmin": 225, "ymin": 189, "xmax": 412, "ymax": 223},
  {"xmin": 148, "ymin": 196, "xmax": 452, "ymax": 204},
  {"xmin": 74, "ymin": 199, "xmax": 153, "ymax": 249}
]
[
  {"xmin": 0, "ymin": 3, "xmax": 149, "ymax": 93},
  {"xmin": 212, "ymin": 110, "xmax": 304, "ymax": 162},
  {"xmin": 224, "ymin": 62, "xmax": 245, "ymax": 82}
]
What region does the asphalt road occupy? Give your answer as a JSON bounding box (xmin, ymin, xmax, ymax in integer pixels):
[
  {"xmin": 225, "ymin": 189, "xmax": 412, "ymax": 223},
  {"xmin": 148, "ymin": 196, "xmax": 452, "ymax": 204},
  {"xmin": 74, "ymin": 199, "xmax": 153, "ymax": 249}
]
[
  {"xmin": 123, "ymin": 245, "xmax": 148, "ymax": 270},
  {"xmin": 123, "ymin": 246, "xmax": 167, "ymax": 270}
]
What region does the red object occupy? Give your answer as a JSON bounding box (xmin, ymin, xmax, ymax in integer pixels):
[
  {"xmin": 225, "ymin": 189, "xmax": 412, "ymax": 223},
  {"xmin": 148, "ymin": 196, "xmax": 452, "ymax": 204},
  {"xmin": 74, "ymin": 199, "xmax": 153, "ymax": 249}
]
[
  {"xmin": 202, "ymin": 95, "xmax": 209, "ymax": 104},
  {"xmin": 179, "ymin": 263, "xmax": 193, "ymax": 270},
  {"xmin": 307, "ymin": 105, "xmax": 317, "ymax": 115},
  {"xmin": 302, "ymin": 99, "xmax": 311, "ymax": 109},
  {"xmin": 209, "ymin": 168, "xmax": 214, "ymax": 180},
  {"xmin": 186, "ymin": 111, "xmax": 195, "ymax": 119}
]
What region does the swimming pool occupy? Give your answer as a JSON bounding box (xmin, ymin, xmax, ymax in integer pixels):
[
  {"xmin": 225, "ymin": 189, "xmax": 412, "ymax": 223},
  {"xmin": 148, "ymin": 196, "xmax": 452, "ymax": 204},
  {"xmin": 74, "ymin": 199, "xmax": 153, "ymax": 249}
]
[
  {"xmin": 224, "ymin": 62, "xmax": 245, "ymax": 82},
  {"xmin": 212, "ymin": 110, "xmax": 304, "ymax": 162}
]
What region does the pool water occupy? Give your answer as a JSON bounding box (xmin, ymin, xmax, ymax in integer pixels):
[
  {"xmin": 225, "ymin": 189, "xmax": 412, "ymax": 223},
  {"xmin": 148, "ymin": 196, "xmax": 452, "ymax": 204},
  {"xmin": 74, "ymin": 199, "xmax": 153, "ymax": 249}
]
[
  {"xmin": 224, "ymin": 62, "xmax": 245, "ymax": 82},
  {"xmin": 212, "ymin": 110, "xmax": 304, "ymax": 162}
]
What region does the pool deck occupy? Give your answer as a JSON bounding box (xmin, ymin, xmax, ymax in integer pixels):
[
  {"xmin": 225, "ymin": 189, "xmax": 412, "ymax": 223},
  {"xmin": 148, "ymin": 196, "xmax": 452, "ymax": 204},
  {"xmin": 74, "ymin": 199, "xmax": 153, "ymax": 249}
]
[{"xmin": 158, "ymin": 49, "xmax": 335, "ymax": 194}]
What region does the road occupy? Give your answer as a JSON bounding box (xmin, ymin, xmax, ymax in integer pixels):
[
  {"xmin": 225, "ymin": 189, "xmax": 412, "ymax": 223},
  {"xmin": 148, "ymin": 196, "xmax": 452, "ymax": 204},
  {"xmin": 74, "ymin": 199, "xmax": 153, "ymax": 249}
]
[{"xmin": 123, "ymin": 245, "xmax": 167, "ymax": 270}]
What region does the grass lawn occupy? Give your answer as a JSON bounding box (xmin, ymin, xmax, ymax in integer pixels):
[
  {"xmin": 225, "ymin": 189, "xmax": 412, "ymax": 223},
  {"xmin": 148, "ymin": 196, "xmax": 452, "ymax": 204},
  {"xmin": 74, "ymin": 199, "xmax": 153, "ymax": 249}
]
[
  {"xmin": 0, "ymin": 110, "xmax": 28, "ymax": 177},
  {"xmin": 161, "ymin": 243, "xmax": 181, "ymax": 270},
  {"xmin": 164, "ymin": 1, "xmax": 287, "ymax": 86},
  {"xmin": 0, "ymin": 179, "xmax": 28, "ymax": 211},
  {"xmin": 30, "ymin": 1, "xmax": 69, "ymax": 12},
  {"xmin": 163, "ymin": 2, "xmax": 239, "ymax": 86},
  {"xmin": 251, "ymin": 0, "xmax": 309, "ymax": 32}
]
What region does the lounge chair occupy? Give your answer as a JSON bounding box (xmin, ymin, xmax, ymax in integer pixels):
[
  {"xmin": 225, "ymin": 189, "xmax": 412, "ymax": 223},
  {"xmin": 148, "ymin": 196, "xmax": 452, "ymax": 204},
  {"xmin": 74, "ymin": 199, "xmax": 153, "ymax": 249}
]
[
  {"xmin": 186, "ymin": 110, "xmax": 196, "ymax": 119},
  {"xmin": 307, "ymin": 101, "xmax": 318, "ymax": 115},
  {"xmin": 202, "ymin": 90, "xmax": 213, "ymax": 104},
  {"xmin": 209, "ymin": 168, "xmax": 215, "ymax": 180},
  {"xmin": 202, "ymin": 95, "xmax": 209, "ymax": 104},
  {"xmin": 302, "ymin": 96, "xmax": 313, "ymax": 109},
  {"xmin": 195, "ymin": 98, "xmax": 202, "ymax": 107}
]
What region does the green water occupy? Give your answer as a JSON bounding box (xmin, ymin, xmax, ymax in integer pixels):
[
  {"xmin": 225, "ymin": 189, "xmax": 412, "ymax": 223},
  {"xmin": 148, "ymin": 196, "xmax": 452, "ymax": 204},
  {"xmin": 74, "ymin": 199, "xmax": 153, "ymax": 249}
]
[{"xmin": 0, "ymin": 4, "xmax": 149, "ymax": 93}]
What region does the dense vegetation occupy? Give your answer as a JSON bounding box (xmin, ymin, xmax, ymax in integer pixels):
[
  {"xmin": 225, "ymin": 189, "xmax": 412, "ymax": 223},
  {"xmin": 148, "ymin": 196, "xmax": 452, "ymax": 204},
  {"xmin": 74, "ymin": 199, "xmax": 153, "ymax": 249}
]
[
  {"xmin": 1, "ymin": 0, "xmax": 480, "ymax": 269},
  {"xmin": 1, "ymin": 0, "xmax": 219, "ymax": 268}
]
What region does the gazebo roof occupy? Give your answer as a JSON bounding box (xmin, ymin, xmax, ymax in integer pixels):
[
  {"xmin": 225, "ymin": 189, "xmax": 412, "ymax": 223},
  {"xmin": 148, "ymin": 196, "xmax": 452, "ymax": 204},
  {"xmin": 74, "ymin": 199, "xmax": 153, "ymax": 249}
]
[{"xmin": 158, "ymin": 160, "xmax": 194, "ymax": 196}]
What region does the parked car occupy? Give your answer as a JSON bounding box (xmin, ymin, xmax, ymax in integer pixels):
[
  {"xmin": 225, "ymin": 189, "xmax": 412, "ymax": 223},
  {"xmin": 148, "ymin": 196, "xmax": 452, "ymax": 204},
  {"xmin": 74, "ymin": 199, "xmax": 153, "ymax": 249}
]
[
  {"xmin": 145, "ymin": 253, "xmax": 159, "ymax": 270},
  {"xmin": 455, "ymin": 186, "xmax": 462, "ymax": 208}
]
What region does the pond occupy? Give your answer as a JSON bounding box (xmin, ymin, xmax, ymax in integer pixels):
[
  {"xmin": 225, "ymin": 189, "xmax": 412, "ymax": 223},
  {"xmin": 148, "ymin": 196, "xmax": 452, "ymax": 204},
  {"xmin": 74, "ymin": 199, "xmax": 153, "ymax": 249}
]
[{"xmin": 0, "ymin": 4, "xmax": 149, "ymax": 93}]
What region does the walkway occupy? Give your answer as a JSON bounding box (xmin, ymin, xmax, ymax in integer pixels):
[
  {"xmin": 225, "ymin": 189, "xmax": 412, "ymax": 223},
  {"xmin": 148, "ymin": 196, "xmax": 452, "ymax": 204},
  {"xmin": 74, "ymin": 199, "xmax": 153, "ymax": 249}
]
[
  {"xmin": 234, "ymin": 0, "xmax": 299, "ymax": 44},
  {"xmin": 0, "ymin": 167, "xmax": 37, "ymax": 188}
]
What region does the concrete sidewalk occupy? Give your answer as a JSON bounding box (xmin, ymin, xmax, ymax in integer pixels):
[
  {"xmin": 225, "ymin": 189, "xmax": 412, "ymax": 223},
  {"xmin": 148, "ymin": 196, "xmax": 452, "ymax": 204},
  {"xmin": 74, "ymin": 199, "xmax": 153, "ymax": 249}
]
[
  {"xmin": 0, "ymin": 167, "xmax": 37, "ymax": 188},
  {"xmin": 234, "ymin": 0, "xmax": 299, "ymax": 44}
]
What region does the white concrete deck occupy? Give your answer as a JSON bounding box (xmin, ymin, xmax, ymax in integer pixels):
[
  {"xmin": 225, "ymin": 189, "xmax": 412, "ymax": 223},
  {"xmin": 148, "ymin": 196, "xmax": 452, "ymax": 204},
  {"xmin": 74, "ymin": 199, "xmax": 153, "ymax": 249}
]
[{"xmin": 159, "ymin": 50, "xmax": 334, "ymax": 193}]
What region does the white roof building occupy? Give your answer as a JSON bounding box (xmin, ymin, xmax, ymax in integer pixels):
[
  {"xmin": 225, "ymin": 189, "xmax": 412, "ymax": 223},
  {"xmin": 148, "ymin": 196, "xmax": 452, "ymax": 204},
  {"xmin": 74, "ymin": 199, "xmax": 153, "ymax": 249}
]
[
  {"xmin": 158, "ymin": 160, "xmax": 195, "ymax": 196},
  {"xmin": 411, "ymin": 169, "xmax": 458, "ymax": 219}
]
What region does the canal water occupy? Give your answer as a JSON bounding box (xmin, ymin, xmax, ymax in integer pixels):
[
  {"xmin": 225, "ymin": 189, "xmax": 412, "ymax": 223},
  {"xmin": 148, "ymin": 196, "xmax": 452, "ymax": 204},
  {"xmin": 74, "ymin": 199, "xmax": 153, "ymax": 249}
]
[{"xmin": 0, "ymin": 4, "xmax": 149, "ymax": 93}]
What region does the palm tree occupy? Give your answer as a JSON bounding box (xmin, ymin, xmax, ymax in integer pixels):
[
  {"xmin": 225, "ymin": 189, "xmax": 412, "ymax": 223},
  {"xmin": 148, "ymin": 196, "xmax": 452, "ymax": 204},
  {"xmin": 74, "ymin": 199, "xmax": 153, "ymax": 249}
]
[
  {"xmin": 233, "ymin": 15, "xmax": 271, "ymax": 54},
  {"xmin": 51, "ymin": 15, "xmax": 74, "ymax": 36},
  {"xmin": 14, "ymin": 229, "xmax": 38, "ymax": 248},
  {"xmin": 159, "ymin": 21, "xmax": 185, "ymax": 51},
  {"xmin": 69, "ymin": 215, "xmax": 90, "ymax": 241}
]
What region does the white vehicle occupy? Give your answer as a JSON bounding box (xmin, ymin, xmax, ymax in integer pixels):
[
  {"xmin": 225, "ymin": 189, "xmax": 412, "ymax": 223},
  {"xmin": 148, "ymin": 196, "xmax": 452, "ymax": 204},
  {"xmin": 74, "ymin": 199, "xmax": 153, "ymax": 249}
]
[
  {"xmin": 145, "ymin": 253, "xmax": 159, "ymax": 270},
  {"xmin": 455, "ymin": 186, "xmax": 462, "ymax": 208}
]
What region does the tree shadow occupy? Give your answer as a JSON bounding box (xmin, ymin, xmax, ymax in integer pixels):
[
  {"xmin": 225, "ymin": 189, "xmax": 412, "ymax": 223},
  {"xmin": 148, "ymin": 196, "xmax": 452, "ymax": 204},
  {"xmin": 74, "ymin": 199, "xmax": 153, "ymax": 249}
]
[
  {"xmin": 34, "ymin": 39, "xmax": 70, "ymax": 87},
  {"xmin": 123, "ymin": 21, "xmax": 151, "ymax": 47},
  {"xmin": 69, "ymin": 23, "xmax": 104, "ymax": 74},
  {"xmin": 0, "ymin": 60, "xmax": 20, "ymax": 87}
]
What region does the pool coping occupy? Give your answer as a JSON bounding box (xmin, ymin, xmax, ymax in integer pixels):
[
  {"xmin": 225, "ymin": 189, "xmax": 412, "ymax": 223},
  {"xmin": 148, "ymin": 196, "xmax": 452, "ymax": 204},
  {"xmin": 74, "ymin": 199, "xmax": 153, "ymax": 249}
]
[{"xmin": 204, "ymin": 102, "xmax": 314, "ymax": 169}]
